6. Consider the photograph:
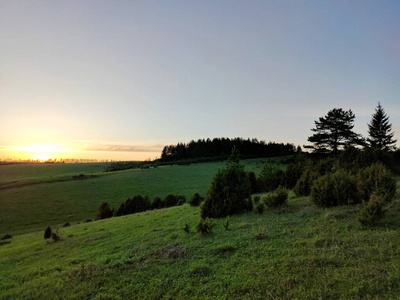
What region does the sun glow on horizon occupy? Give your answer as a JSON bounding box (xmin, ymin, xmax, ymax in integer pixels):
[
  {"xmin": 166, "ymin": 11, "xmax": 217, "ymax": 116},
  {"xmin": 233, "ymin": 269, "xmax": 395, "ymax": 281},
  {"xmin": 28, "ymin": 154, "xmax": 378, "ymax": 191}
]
[{"xmin": 13, "ymin": 144, "xmax": 73, "ymax": 161}]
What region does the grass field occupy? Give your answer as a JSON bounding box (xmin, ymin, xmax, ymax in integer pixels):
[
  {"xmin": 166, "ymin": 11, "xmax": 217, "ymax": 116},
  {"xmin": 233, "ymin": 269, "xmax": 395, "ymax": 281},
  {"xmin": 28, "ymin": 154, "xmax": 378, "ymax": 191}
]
[
  {"xmin": 1, "ymin": 193, "xmax": 399, "ymax": 299},
  {"xmin": 0, "ymin": 158, "xmax": 278, "ymax": 236}
]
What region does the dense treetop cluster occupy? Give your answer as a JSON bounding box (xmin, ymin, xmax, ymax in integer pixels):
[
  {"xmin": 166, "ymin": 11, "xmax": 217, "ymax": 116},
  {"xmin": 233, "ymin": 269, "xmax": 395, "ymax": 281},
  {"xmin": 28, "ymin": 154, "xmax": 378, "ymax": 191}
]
[{"xmin": 161, "ymin": 137, "xmax": 298, "ymax": 161}]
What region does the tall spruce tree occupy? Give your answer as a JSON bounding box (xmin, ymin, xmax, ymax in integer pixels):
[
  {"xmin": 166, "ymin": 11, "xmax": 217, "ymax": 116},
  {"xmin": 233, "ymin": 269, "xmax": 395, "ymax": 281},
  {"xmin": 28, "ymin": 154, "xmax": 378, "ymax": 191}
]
[
  {"xmin": 367, "ymin": 102, "xmax": 396, "ymax": 150},
  {"xmin": 307, "ymin": 108, "xmax": 364, "ymax": 154}
]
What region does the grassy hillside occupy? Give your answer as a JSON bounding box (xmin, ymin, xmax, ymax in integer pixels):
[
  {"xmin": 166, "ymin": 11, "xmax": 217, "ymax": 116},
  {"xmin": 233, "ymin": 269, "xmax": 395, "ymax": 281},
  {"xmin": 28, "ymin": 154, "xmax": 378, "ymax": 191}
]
[
  {"xmin": 0, "ymin": 158, "xmax": 276, "ymax": 236},
  {"xmin": 1, "ymin": 193, "xmax": 400, "ymax": 299}
]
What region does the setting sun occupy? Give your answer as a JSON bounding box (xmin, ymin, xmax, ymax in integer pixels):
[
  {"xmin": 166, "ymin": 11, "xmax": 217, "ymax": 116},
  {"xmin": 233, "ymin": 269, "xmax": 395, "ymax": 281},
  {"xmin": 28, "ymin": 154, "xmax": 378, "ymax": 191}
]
[{"xmin": 13, "ymin": 144, "xmax": 73, "ymax": 161}]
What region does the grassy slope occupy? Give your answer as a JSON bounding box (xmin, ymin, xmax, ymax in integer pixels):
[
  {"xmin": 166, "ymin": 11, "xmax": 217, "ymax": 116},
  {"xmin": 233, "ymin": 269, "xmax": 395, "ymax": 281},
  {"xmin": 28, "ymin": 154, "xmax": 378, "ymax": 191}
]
[
  {"xmin": 0, "ymin": 158, "xmax": 272, "ymax": 236},
  {"xmin": 1, "ymin": 194, "xmax": 400, "ymax": 299}
]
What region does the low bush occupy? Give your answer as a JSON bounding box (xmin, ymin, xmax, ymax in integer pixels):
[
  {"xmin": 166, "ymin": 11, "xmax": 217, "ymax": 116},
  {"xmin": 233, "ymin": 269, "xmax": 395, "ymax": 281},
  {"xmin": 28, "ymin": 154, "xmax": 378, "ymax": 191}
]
[
  {"xmin": 177, "ymin": 195, "xmax": 187, "ymax": 206},
  {"xmin": 196, "ymin": 218, "xmax": 215, "ymax": 235},
  {"xmin": 44, "ymin": 226, "xmax": 52, "ymax": 239},
  {"xmin": 311, "ymin": 170, "xmax": 360, "ymax": 207},
  {"xmin": 257, "ymin": 164, "xmax": 283, "ymax": 192},
  {"xmin": 358, "ymin": 194, "xmax": 385, "ymax": 226},
  {"xmin": 264, "ymin": 187, "xmax": 289, "ymax": 208},
  {"xmin": 151, "ymin": 196, "xmax": 164, "ymax": 209},
  {"xmin": 280, "ymin": 162, "xmax": 305, "ymax": 189},
  {"xmin": 190, "ymin": 193, "xmax": 204, "ymax": 207},
  {"xmin": 252, "ymin": 195, "xmax": 261, "ymax": 205},
  {"xmin": 255, "ymin": 202, "xmax": 265, "ymax": 214},
  {"xmin": 293, "ymin": 169, "xmax": 319, "ymax": 197},
  {"xmin": 1, "ymin": 234, "xmax": 12, "ymax": 240},
  {"xmin": 164, "ymin": 194, "xmax": 180, "ymax": 207},
  {"xmin": 358, "ymin": 163, "xmax": 396, "ymax": 203},
  {"xmin": 116, "ymin": 195, "xmax": 151, "ymax": 216},
  {"xmin": 51, "ymin": 232, "xmax": 61, "ymax": 242},
  {"xmin": 246, "ymin": 171, "xmax": 259, "ymax": 194},
  {"xmin": 96, "ymin": 202, "xmax": 114, "ymax": 220},
  {"xmin": 201, "ymin": 157, "xmax": 252, "ymax": 218}
]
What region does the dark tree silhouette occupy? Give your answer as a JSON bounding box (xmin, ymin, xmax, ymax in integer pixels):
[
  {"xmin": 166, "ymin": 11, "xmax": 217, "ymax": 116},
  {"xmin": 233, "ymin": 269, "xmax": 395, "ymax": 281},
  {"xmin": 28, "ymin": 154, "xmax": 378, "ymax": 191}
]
[
  {"xmin": 367, "ymin": 103, "xmax": 396, "ymax": 151},
  {"xmin": 160, "ymin": 137, "xmax": 296, "ymax": 161},
  {"xmin": 96, "ymin": 202, "xmax": 114, "ymax": 220},
  {"xmin": 307, "ymin": 108, "xmax": 364, "ymax": 154}
]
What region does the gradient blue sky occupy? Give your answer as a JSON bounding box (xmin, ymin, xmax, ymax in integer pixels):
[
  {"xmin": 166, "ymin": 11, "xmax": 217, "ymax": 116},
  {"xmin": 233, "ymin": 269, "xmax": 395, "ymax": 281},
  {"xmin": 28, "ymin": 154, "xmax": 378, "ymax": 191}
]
[{"xmin": 1, "ymin": 1, "xmax": 399, "ymax": 160}]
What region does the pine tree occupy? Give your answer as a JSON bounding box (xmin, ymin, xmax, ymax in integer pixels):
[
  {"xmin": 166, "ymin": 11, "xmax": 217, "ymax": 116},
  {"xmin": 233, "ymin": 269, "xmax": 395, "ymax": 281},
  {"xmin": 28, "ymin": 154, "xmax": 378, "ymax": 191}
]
[
  {"xmin": 367, "ymin": 103, "xmax": 397, "ymax": 151},
  {"xmin": 307, "ymin": 108, "xmax": 364, "ymax": 154}
]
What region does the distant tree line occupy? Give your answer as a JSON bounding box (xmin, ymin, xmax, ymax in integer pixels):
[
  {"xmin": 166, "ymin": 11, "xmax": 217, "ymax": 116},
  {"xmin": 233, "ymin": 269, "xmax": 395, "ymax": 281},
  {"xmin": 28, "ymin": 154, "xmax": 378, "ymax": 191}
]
[{"xmin": 161, "ymin": 137, "xmax": 298, "ymax": 162}]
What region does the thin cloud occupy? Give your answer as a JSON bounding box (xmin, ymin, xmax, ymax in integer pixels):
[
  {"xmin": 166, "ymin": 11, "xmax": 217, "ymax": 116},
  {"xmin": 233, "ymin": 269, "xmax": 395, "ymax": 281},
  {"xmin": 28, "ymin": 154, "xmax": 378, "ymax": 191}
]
[{"xmin": 87, "ymin": 144, "xmax": 164, "ymax": 153}]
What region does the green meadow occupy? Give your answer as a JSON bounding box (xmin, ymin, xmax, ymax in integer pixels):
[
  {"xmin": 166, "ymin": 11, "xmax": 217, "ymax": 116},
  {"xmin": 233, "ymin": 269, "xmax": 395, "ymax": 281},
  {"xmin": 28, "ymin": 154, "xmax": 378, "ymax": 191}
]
[
  {"xmin": 0, "ymin": 159, "xmax": 272, "ymax": 235},
  {"xmin": 1, "ymin": 194, "xmax": 400, "ymax": 299},
  {"xmin": 1, "ymin": 158, "xmax": 400, "ymax": 299}
]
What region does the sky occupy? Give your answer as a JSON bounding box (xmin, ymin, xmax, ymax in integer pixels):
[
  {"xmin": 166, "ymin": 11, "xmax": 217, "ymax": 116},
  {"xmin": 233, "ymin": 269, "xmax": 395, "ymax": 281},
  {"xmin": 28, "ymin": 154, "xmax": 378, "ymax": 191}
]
[{"xmin": 1, "ymin": 0, "xmax": 399, "ymax": 161}]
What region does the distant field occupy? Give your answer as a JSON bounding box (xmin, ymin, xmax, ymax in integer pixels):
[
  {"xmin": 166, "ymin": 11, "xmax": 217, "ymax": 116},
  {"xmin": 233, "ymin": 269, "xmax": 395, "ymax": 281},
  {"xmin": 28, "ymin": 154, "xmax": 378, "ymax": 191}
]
[
  {"xmin": 1, "ymin": 194, "xmax": 399, "ymax": 299},
  {"xmin": 0, "ymin": 158, "xmax": 279, "ymax": 236}
]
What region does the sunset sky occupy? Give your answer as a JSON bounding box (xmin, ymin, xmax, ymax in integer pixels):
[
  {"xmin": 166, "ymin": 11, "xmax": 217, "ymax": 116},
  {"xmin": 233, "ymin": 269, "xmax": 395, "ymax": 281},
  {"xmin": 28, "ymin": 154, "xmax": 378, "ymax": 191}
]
[{"xmin": 1, "ymin": 1, "xmax": 399, "ymax": 161}]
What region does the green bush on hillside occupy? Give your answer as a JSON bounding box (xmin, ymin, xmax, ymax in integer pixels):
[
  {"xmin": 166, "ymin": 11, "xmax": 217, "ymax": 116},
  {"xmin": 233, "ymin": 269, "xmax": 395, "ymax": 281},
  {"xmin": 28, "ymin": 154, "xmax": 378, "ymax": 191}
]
[
  {"xmin": 264, "ymin": 187, "xmax": 289, "ymax": 208},
  {"xmin": 358, "ymin": 163, "xmax": 396, "ymax": 203},
  {"xmin": 293, "ymin": 169, "xmax": 319, "ymax": 197},
  {"xmin": 164, "ymin": 194, "xmax": 186, "ymax": 207},
  {"xmin": 115, "ymin": 195, "xmax": 151, "ymax": 216},
  {"xmin": 151, "ymin": 196, "xmax": 164, "ymax": 209},
  {"xmin": 280, "ymin": 162, "xmax": 304, "ymax": 189},
  {"xmin": 189, "ymin": 193, "xmax": 204, "ymax": 207},
  {"xmin": 246, "ymin": 171, "xmax": 259, "ymax": 194},
  {"xmin": 44, "ymin": 226, "xmax": 52, "ymax": 239},
  {"xmin": 196, "ymin": 218, "xmax": 215, "ymax": 235},
  {"xmin": 257, "ymin": 164, "xmax": 283, "ymax": 192},
  {"xmin": 358, "ymin": 194, "xmax": 385, "ymax": 226},
  {"xmin": 96, "ymin": 202, "xmax": 114, "ymax": 220},
  {"xmin": 311, "ymin": 170, "xmax": 360, "ymax": 207},
  {"xmin": 201, "ymin": 156, "xmax": 252, "ymax": 218}
]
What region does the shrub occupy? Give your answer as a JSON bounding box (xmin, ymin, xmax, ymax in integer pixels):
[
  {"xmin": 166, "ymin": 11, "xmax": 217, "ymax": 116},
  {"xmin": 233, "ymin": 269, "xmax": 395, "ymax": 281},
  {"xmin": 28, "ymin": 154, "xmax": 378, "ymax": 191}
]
[
  {"xmin": 196, "ymin": 218, "xmax": 215, "ymax": 235},
  {"xmin": 358, "ymin": 163, "xmax": 396, "ymax": 203},
  {"xmin": 257, "ymin": 164, "xmax": 283, "ymax": 192},
  {"xmin": 252, "ymin": 195, "xmax": 261, "ymax": 205},
  {"xmin": 201, "ymin": 159, "xmax": 252, "ymax": 218},
  {"xmin": 96, "ymin": 202, "xmax": 114, "ymax": 220},
  {"xmin": 264, "ymin": 187, "xmax": 289, "ymax": 208},
  {"xmin": 246, "ymin": 171, "xmax": 259, "ymax": 194},
  {"xmin": 358, "ymin": 194, "xmax": 385, "ymax": 226},
  {"xmin": 51, "ymin": 232, "xmax": 61, "ymax": 242},
  {"xmin": 255, "ymin": 202, "xmax": 265, "ymax": 214},
  {"xmin": 313, "ymin": 157, "xmax": 335, "ymax": 175},
  {"xmin": 177, "ymin": 195, "xmax": 187, "ymax": 206},
  {"xmin": 1, "ymin": 234, "xmax": 12, "ymax": 240},
  {"xmin": 190, "ymin": 193, "xmax": 204, "ymax": 206},
  {"xmin": 44, "ymin": 226, "xmax": 52, "ymax": 239},
  {"xmin": 280, "ymin": 163, "xmax": 305, "ymax": 189},
  {"xmin": 151, "ymin": 196, "xmax": 164, "ymax": 209},
  {"xmin": 164, "ymin": 194, "xmax": 180, "ymax": 207},
  {"xmin": 116, "ymin": 195, "xmax": 151, "ymax": 216},
  {"xmin": 311, "ymin": 170, "xmax": 360, "ymax": 207},
  {"xmin": 293, "ymin": 169, "xmax": 319, "ymax": 197}
]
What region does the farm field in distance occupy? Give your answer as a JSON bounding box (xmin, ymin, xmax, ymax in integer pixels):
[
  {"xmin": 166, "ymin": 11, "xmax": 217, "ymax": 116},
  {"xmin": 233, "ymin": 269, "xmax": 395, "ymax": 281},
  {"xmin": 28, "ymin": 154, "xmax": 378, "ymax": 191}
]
[{"xmin": 0, "ymin": 158, "xmax": 277, "ymax": 236}]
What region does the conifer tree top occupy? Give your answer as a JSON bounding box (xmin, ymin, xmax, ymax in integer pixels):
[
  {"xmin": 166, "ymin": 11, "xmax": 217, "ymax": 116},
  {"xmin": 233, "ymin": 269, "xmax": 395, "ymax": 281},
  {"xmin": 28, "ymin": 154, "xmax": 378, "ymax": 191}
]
[
  {"xmin": 306, "ymin": 108, "xmax": 364, "ymax": 154},
  {"xmin": 367, "ymin": 102, "xmax": 396, "ymax": 151}
]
